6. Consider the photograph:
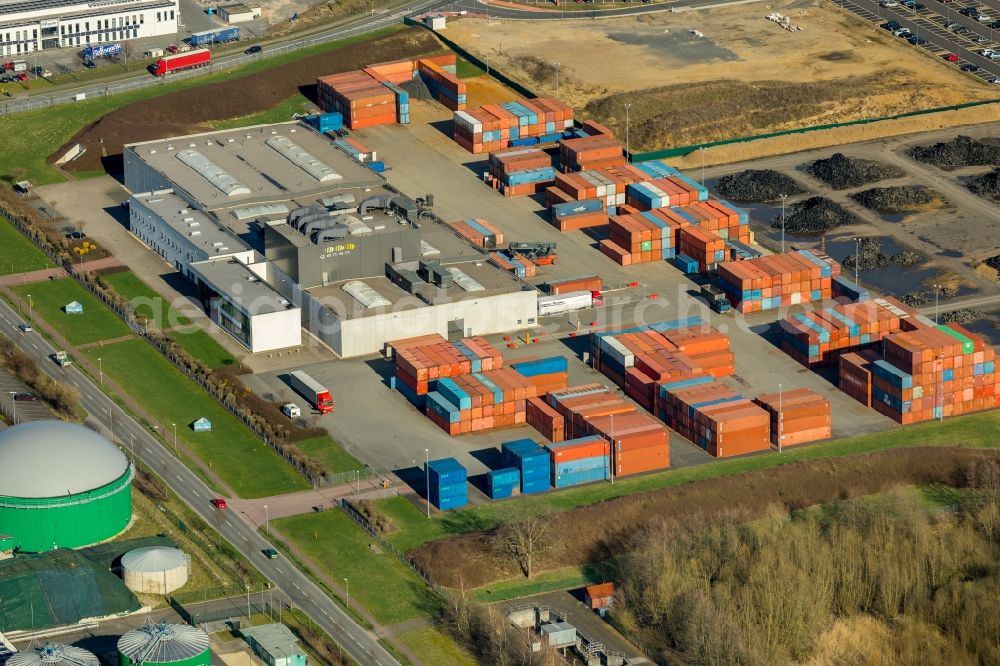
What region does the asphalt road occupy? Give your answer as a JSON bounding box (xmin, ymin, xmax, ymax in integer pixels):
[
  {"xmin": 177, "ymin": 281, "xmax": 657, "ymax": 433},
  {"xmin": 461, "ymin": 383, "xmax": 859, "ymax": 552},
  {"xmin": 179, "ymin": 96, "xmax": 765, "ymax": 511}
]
[
  {"xmin": 0, "ymin": 299, "xmax": 399, "ymax": 666},
  {"xmin": 442, "ymin": 0, "xmax": 738, "ymax": 20},
  {"xmin": 832, "ymin": 0, "xmax": 1000, "ymax": 82},
  {"xmin": 0, "ymin": 0, "xmax": 441, "ymax": 116}
]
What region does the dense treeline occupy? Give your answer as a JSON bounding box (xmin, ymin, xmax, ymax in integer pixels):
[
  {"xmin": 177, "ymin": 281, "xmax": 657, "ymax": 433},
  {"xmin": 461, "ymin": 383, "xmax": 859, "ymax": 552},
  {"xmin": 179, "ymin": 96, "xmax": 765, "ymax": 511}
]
[
  {"xmin": 443, "ymin": 592, "xmax": 561, "ymax": 666},
  {"xmin": 614, "ymin": 461, "xmax": 1000, "ymax": 665}
]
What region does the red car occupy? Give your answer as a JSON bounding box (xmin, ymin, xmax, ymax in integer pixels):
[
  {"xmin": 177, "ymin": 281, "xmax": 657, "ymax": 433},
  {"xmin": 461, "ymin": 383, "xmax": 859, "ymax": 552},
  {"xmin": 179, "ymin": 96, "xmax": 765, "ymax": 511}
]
[
  {"xmin": 210, "ymin": 498, "xmax": 228, "ymax": 509},
  {"xmin": 166, "ymin": 45, "xmax": 180, "ymax": 54},
  {"xmin": 944, "ymin": 52, "xmax": 960, "ymax": 62}
]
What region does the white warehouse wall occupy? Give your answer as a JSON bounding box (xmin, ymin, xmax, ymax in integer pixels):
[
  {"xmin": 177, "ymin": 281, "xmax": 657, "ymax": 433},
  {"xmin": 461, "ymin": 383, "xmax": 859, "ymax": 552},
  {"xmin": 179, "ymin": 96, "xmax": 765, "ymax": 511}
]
[{"xmin": 250, "ymin": 308, "xmax": 302, "ymax": 352}]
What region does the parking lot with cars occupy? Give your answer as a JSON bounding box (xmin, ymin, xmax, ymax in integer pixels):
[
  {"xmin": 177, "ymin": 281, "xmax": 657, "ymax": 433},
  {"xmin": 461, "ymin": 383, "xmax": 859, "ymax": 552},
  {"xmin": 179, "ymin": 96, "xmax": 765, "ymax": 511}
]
[{"xmin": 833, "ymin": 0, "xmax": 1000, "ymax": 83}]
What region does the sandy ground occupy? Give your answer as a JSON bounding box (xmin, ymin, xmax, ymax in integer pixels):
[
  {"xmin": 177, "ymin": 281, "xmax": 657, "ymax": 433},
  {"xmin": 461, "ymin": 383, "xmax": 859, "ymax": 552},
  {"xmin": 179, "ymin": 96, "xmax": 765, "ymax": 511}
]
[{"xmin": 445, "ymin": 0, "xmax": 995, "ymax": 148}]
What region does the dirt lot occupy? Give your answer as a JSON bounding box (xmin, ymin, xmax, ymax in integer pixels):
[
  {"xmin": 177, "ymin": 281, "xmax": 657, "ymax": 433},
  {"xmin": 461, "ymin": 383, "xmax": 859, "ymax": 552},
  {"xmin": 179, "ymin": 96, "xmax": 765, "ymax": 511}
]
[
  {"xmin": 410, "ymin": 446, "xmax": 1000, "ymax": 588},
  {"xmin": 445, "ymin": 0, "xmax": 994, "ymax": 150},
  {"xmin": 54, "ymin": 28, "xmax": 445, "ymax": 173}
]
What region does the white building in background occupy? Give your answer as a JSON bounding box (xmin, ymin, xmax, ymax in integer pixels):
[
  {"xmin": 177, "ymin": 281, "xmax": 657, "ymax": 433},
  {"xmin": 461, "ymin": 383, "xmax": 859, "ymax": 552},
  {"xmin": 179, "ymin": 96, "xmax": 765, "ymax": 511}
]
[{"xmin": 0, "ymin": 0, "xmax": 179, "ymax": 57}]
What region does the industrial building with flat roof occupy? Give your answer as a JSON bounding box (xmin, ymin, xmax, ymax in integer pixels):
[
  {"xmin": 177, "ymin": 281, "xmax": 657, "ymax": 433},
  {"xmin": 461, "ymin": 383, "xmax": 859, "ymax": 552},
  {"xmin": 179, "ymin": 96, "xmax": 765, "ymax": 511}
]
[
  {"xmin": 189, "ymin": 256, "xmax": 301, "ymax": 352},
  {"xmin": 0, "ymin": 0, "xmax": 178, "ymax": 56},
  {"xmin": 123, "ymin": 122, "xmax": 385, "ymax": 214},
  {"xmin": 123, "ymin": 120, "xmax": 537, "ymax": 357},
  {"xmin": 241, "ymin": 624, "xmax": 307, "ymax": 666}
]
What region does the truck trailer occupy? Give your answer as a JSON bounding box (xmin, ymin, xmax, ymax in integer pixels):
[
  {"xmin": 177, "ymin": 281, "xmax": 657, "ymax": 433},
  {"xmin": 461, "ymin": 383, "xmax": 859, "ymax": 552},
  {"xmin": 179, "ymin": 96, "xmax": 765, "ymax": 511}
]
[
  {"xmin": 188, "ymin": 27, "xmax": 241, "ymax": 46},
  {"xmin": 289, "ymin": 370, "xmax": 334, "ymax": 414},
  {"xmin": 150, "ymin": 49, "xmax": 211, "ymax": 76}
]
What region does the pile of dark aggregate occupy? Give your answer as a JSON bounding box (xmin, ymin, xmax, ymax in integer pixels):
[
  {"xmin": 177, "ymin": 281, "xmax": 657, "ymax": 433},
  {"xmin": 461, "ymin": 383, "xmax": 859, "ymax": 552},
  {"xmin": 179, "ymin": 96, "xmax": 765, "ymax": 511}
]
[
  {"xmin": 850, "ymin": 185, "xmax": 939, "ymax": 212},
  {"xmin": 806, "ymin": 152, "xmax": 905, "ymax": 189},
  {"xmin": 770, "ymin": 196, "xmax": 862, "ymax": 234},
  {"xmin": 714, "ymin": 169, "xmax": 805, "ymax": 202},
  {"xmin": 908, "ymin": 135, "xmax": 1000, "ymax": 168}
]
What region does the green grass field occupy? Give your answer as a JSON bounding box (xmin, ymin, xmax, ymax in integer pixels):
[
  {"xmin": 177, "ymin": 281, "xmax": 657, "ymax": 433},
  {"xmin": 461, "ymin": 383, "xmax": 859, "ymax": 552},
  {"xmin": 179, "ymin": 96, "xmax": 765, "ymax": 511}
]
[
  {"xmin": 83, "ymin": 338, "xmax": 308, "ymax": 498},
  {"xmin": 295, "ymin": 435, "xmax": 363, "ymax": 475},
  {"xmin": 473, "ymin": 562, "xmax": 615, "ymax": 603},
  {"xmin": 374, "ymin": 408, "xmax": 1000, "ymax": 557},
  {"xmin": 170, "ymin": 328, "xmax": 239, "ymax": 369},
  {"xmin": 12, "ymin": 278, "xmax": 131, "ymax": 345},
  {"xmin": 102, "ymin": 271, "xmax": 191, "ymax": 327},
  {"xmin": 398, "ymin": 627, "xmax": 477, "ymax": 666},
  {"xmin": 0, "ymin": 26, "xmax": 404, "ymax": 186},
  {"xmin": 273, "ymin": 509, "xmax": 433, "ymax": 626},
  {"xmin": 209, "ymin": 93, "xmax": 314, "ymax": 130},
  {"xmin": 0, "ymin": 218, "xmax": 55, "ymax": 276}
]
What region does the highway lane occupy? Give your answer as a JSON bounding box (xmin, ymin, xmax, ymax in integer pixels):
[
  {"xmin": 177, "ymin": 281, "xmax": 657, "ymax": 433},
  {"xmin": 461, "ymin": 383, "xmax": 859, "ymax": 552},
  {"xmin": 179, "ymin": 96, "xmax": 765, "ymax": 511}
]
[
  {"xmin": 441, "ymin": 0, "xmax": 734, "ymax": 20},
  {"xmin": 0, "ymin": 299, "xmax": 399, "ymax": 666}
]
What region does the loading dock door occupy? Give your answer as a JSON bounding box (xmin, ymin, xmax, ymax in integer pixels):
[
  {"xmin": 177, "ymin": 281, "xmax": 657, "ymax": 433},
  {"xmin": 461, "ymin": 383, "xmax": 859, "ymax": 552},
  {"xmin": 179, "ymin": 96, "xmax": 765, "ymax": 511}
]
[{"xmin": 447, "ymin": 318, "xmax": 464, "ymax": 340}]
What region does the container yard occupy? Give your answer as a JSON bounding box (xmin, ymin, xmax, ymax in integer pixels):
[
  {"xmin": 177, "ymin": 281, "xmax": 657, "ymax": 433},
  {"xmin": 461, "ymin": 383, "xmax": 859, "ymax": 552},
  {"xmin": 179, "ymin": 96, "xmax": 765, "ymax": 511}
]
[
  {"xmin": 718, "ymin": 250, "xmax": 841, "ymax": 313},
  {"xmin": 453, "ymin": 97, "xmax": 574, "ymax": 154},
  {"xmin": 753, "ymin": 389, "xmax": 832, "ymax": 447}
]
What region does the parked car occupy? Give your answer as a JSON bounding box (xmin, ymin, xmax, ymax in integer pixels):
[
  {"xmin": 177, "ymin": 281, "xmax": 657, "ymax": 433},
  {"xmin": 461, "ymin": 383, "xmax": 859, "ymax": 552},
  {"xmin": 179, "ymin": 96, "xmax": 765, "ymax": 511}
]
[
  {"xmin": 13, "ymin": 393, "xmax": 37, "ymax": 401},
  {"xmin": 262, "ymin": 548, "xmax": 279, "ymax": 559},
  {"xmin": 65, "ymin": 230, "xmax": 86, "ymax": 239},
  {"xmin": 245, "ymin": 45, "xmax": 262, "ymax": 54},
  {"xmin": 944, "ymin": 52, "xmax": 961, "ymax": 61},
  {"xmin": 959, "ymin": 6, "xmax": 977, "ymax": 15},
  {"xmin": 881, "ymin": 20, "xmax": 901, "ymax": 29},
  {"xmin": 977, "ymin": 14, "xmax": 992, "ymax": 22},
  {"xmin": 18, "ymin": 323, "xmax": 31, "ymax": 332},
  {"xmin": 210, "ymin": 498, "xmax": 228, "ymax": 509},
  {"xmin": 961, "ymin": 63, "xmax": 981, "ymax": 71},
  {"xmin": 909, "ymin": 35, "xmax": 929, "ymax": 44},
  {"xmin": 880, "ymin": 0, "xmax": 899, "ymax": 7},
  {"xmin": 166, "ymin": 44, "xmax": 180, "ymax": 53},
  {"xmin": 944, "ymin": 20, "xmax": 958, "ymax": 28},
  {"xmin": 990, "ymin": 77, "xmax": 1000, "ymax": 83},
  {"xmin": 977, "ymin": 36, "xmax": 990, "ymax": 42}
]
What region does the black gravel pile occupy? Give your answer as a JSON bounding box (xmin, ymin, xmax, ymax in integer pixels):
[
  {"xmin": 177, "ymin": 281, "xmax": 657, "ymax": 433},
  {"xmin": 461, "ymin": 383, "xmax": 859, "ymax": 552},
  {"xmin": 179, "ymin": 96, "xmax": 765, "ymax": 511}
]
[
  {"xmin": 901, "ymin": 285, "xmax": 958, "ymax": 307},
  {"xmin": 908, "ymin": 135, "xmax": 1000, "ymax": 168},
  {"xmin": 770, "ymin": 196, "xmax": 862, "ymax": 234},
  {"xmin": 984, "ymin": 255, "xmax": 1000, "ymax": 272},
  {"xmin": 967, "ymin": 168, "xmax": 1000, "ymax": 201},
  {"xmin": 714, "ymin": 169, "xmax": 805, "ymax": 202},
  {"xmin": 843, "ymin": 238, "xmax": 924, "ymax": 271},
  {"xmin": 805, "ymin": 153, "xmax": 905, "ymax": 189},
  {"xmin": 850, "ymin": 185, "xmax": 940, "ymax": 213},
  {"xmin": 942, "ymin": 309, "xmax": 985, "ymax": 325}
]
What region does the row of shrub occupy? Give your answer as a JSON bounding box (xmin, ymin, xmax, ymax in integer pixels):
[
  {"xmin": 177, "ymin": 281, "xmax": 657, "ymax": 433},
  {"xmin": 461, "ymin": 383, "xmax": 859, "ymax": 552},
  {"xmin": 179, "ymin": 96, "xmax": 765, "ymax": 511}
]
[{"xmin": 0, "ymin": 335, "xmax": 83, "ymax": 420}]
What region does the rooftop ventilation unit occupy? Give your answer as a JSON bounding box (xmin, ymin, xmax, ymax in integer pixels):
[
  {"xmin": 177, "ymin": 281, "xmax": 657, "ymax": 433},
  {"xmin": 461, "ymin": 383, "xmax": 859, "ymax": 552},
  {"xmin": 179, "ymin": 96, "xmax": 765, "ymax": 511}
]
[
  {"xmin": 342, "ymin": 280, "xmax": 392, "ymax": 309},
  {"xmin": 266, "ymin": 135, "xmax": 342, "ymax": 183},
  {"xmin": 448, "ymin": 267, "xmax": 486, "ymax": 292},
  {"xmin": 175, "ymin": 149, "xmax": 251, "ymax": 197}
]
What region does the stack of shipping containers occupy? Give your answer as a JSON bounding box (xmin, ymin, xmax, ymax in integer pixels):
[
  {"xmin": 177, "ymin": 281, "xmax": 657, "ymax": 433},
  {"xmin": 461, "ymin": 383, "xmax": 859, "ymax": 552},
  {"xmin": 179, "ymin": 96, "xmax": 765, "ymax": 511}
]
[
  {"xmin": 502, "ymin": 439, "xmax": 551, "ymax": 494},
  {"xmin": 486, "ymin": 467, "xmax": 520, "ymax": 499},
  {"xmin": 453, "ymin": 97, "xmax": 574, "ymax": 153},
  {"xmin": 510, "ymin": 357, "xmax": 570, "ymax": 395},
  {"xmin": 487, "ymin": 148, "xmax": 556, "ymax": 197},
  {"xmin": 871, "ymin": 324, "xmax": 998, "ymax": 424},
  {"xmin": 717, "ymin": 250, "xmax": 841, "ymax": 313},
  {"xmin": 753, "ymin": 388, "xmax": 832, "ymax": 446},
  {"xmin": 390, "ymin": 334, "xmax": 504, "ymax": 408},
  {"xmin": 657, "ymin": 377, "xmax": 771, "ymax": 457},
  {"xmin": 838, "ymin": 349, "xmax": 881, "ymax": 407},
  {"xmin": 448, "ymin": 218, "xmax": 504, "ymax": 249},
  {"xmin": 546, "ymin": 275, "xmax": 602, "ymax": 295},
  {"xmin": 526, "ymin": 396, "xmax": 565, "ymax": 442},
  {"xmin": 547, "ymin": 436, "xmax": 609, "ymax": 488},
  {"xmin": 425, "ymin": 369, "xmax": 537, "ymax": 434},
  {"xmin": 780, "ymin": 297, "xmax": 916, "ymax": 367},
  {"xmin": 490, "ymin": 251, "xmax": 537, "ymax": 278},
  {"xmin": 559, "ymin": 135, "xmax": 626, "ymax": 172},
  {"xmin": 416, "ymin": 57, "xmax": 467, "ymax": 111},
  {"xmin": 426, "ymin": 458, "xmax": 468, "ymax": 510}
]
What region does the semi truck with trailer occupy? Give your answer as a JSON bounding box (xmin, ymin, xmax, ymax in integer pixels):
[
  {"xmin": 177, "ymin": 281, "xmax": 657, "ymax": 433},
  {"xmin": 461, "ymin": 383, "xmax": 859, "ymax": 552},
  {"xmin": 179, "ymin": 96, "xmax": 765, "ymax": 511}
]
[
  {"xmin": 289, "ymin": 370, "xmax": 334, "ymax": 414},
  {"xmin": 150, "ymin": 49, "xmax": 211, "ymax": 76}
]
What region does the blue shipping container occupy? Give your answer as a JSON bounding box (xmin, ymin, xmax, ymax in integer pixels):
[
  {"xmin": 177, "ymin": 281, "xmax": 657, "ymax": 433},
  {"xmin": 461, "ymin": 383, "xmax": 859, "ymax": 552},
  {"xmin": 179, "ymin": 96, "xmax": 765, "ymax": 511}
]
[
  {"xmin": 427, "ymin": 458, "xmax": 467, "ymax": 486},
  {"xmin": 511, "ymin": 356, "xmax": 569, "ymax": 377}
]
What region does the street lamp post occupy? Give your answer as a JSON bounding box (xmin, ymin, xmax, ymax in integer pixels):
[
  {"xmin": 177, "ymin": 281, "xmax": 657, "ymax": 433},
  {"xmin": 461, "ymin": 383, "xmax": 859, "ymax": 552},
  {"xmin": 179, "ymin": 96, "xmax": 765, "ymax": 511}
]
[
  {"xmin": 424, "ymin": 448, "xmax": 430, "ymax": 517},
  {"xmin": 555, "ymin": 62, "xmax": 560, "ymax": 97},
  {"xmin": 779, "ymin": 194, "xmax": 787, "ymax": 253},
  {"xmin": 97, "ymin": 357, "xmax": 103, "ymax": 385},
  {"xmin": 8, "ymin": 391, "xmax": 16, "ymax": 424},
  {"xmin": 344, "ymin": 577, "xmax": 350, "ymax": 611},
  {"xmin": 264, "ymin": 504, "xmax": 269, "ymax": 535},
  {"xmin": 933, "ymin": 284, "xmax": 941, "ymax": 324},
  {"xmin": 27, "ymin": 294, "xmax": 32, "ymax": 316},
  {"xmin": 853, "ymin": 237, "xmax": 862, "ymax": 285},
  {"xmin": 624, "ymin": 103, "xmax": 632, "ymax": 158},
  {"xmin": 246, "ymin": 584, "xmax": 251, "ymax": 617},
  {"xmin": 172, "ymin": 422, "xmax": 177, "ymax": 455},
  {"xmin": 700, "ymin": 147, "xmax": 707, "ymax": 187},
  {"xmin": 777, "ymin": 383, "xmax": 783, "ymax": 454}
]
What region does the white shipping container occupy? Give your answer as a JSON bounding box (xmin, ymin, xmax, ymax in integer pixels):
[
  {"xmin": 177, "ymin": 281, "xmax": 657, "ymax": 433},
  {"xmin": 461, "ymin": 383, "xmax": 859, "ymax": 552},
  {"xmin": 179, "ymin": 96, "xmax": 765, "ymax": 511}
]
[
  {"xmin": 538, "ymin": 290, "xmax": 593, "ymax": 316},
  {"xmin": 600, "ymin": 335, "xmax": 635, "ymax": 368}
]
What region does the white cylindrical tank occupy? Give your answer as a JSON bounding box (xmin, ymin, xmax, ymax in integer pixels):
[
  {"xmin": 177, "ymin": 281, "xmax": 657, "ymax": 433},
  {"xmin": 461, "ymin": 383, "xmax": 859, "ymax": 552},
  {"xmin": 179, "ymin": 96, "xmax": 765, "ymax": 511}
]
[
  {"xmin": 120, "ymin": 546, "xmax": 190, "ymax": 594},
  {"xmin": 8, "ymin": 643, "xmax": 99, "ymax": 666}
]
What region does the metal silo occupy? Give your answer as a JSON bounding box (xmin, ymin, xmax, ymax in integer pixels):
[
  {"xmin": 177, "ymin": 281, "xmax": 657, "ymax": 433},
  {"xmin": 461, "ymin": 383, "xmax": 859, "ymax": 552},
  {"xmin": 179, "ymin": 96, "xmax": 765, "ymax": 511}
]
[
  {"xmin": 117, "ymin": 623, "xmax": 210, "ymax": 666},
  {"xmin": 0, "ymin": 421, "xmax": 133, "ymax": 553},
  {"xmin": 121, "ymin": 546, "xmax": 191, "ymax": 595},
  {"xmin": 8, "ymin": 642, "xmax": 99, "ymax": 666}
]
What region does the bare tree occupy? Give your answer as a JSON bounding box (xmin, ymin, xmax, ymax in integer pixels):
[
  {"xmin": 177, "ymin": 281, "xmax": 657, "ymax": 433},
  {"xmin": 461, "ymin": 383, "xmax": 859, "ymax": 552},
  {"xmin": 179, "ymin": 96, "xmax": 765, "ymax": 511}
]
[{"xmin": 493, "ymin": 509, "xmax": 552, "ymax": 579}]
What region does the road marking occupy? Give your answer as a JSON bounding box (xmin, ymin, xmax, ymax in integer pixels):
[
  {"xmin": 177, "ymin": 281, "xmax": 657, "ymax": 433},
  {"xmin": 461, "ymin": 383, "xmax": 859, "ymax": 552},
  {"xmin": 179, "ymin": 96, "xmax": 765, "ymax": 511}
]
[
  {"xmin": 224, "ymin": 520, "xmax": 231, "ymax": 527},
  {"xmin": 175, "ymin": 475, "xmax": 183, "ymax": 482},
  {"xmin": 192, "ymin": 490, "xmax": 200, "ymax": 498},
  {"xmin": 72, "ymin": 381, "xmax": 79, "ymax": 387},
  {"xmin": 30, "ymin": 343, "xmax": 37, "ymax": 350},
  {"xmin": 292, "ymin": 582, "xmax": 300, "ymax": 589},
  {"xmin": 275, "ymin": 567, "xmax": 283, "ymax": 574}
]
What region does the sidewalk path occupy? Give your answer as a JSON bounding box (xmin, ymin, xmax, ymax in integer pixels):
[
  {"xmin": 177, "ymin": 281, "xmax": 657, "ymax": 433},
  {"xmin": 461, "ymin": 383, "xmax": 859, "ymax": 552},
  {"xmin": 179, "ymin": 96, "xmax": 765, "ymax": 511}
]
[
  {"xmin": 0, "ymin": 256, "xmax": 124, "ymax": 287},
  {"xmin": 229, "ymin": 479, "xmax": 397, "ymax": 526}
]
